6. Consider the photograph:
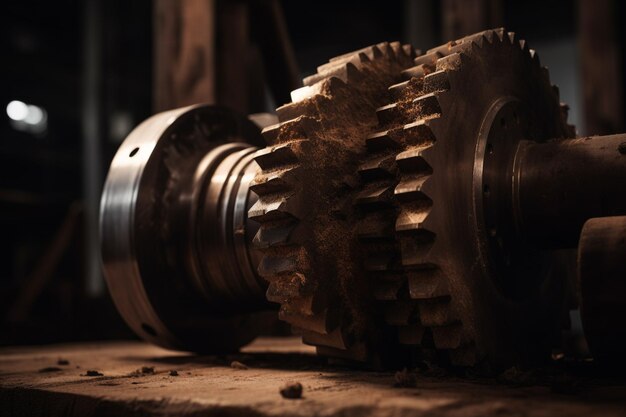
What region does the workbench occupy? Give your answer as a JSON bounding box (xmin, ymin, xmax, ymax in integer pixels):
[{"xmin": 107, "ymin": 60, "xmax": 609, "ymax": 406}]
[{"xmin": 2, "ymin": 337, "xmax": 626, "ymax": 417}]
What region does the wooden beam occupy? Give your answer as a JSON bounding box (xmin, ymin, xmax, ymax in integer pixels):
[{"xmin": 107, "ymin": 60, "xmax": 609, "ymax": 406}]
[
  {"xmin": 579, "ymin": 0, "xmax": 623, "ymax": 135},
  {"xmin": 154, "ymin": 0, "xmax": 216, "ymax": 112},
  {"xmin": 441, "ymin": 0, "xmax": 503, "ymax": 41}
]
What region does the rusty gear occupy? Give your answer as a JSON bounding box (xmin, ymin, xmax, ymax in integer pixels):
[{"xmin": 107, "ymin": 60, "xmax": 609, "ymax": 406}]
[
  {"xmin": 355, "ymin": 28, "xmax": 575, "ymax": 367},
  {"xmin": 101, "ymin": 28, "xmax": 626, "ymax": 370},
  {"xmin": 250, "ymin": 42, "xmax": 417, "ymax": 362}
]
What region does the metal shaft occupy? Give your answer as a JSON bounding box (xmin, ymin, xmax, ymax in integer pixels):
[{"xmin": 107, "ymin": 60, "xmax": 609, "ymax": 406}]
[
  {"xmin": 514, "ymin": 134, "xmax": 626, "ymax": 248},
  {"xmin": 182, "ymin": 142, "xmax": 265, "ymax": 308}
]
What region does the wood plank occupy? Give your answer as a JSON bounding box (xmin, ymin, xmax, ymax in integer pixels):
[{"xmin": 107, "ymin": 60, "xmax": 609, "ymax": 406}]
[
  {"xmin": 579, "ymin": 0, "xmax": 624, "ymax": 135},
  {"xmin": 2, "ymin": 338, "xmax": 626, "ymax": 417},
  {"xmin": 154, "ymin": 0, "xmax": 216, "ymax": 112},
  {"xmin": 441, "ymin": 0, "xmax": 503, "ymax": 40}
]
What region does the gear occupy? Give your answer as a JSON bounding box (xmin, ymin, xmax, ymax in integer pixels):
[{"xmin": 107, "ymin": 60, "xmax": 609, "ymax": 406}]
[
  {"xmin": 101, "ymin": 28, "xmax": 626, "ymax": 370},
  {"xmin": 249, "ymin": 42, "xmax": 417, "ymax": 362},
  {"xmin": 355, "ymin": 28, "xmax": 575, "ymax": 367}
]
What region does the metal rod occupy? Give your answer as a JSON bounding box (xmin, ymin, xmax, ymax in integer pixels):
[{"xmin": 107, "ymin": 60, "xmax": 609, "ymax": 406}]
[{"xmin": 514, "ymin": 134, "xmax": 626, "ymax": 248}]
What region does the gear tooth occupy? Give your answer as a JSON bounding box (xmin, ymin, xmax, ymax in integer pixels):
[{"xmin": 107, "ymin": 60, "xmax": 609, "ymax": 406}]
[
  {"xmin": 370, "ymin": 44, "xmax": 384, "ymax": 59},
  {"xmin": 290, "ymin": 85, "xmax": 320, "ymax": 103},
  {"xmin": 377, "ymin": 42, "xmax": 394, "ymax": 58},
  {"xmin": 395, "ymin": 146, "xmax": 433, "ymax": 174},
  {"xmin": 407, "ymin": 269, "xmax": 449, "ymax": 299},
  {"xmin": 414, "ymin": 51, "xmax": 443, "ymax": 67},
  {"xmin": 303, "ymin": 327, "xmax": 349, "ymax": 350},
  {"xmin": 366, "ymin": 130, "xmax": 400, "ymax": 151},
  {"xmin": 397, "ymin": 230, "xmax": 435, "ymax": 266},
  {"xmin": 507, "ymin": 31, "xmax": 516, "ymax": 44},
  {"xmin": 394, "ymin": 175, "xmax": 431, "ymax": 203},
  {"xmin": 384, "ymin": 301, "xmax": 418, "ymax": 325},
  {"xmin": 418, "ymin": 298, "xmax": 455, "ymax": 327},
  {"xmin": 261, "ymin": 122, "xmax": 281, "ymax": 144},
  {"xmin": 376, "ymin": 102, "xmax": 402, "ymax": 126},
  {"xmin": 250, "ymin": 166, "xmax": 297, "ymax": 195},
  {"xmin": 423, "ymin": 70, "xmax": 451, "ymax": 94},
  {"xmin": 388, "ymin": 79, "xmax": 412, "ymax": 98},
  {"xmin": 406, "ymin": 45, "xmax": 419, "ymax": 58},
  {"xmin": 398, "ymin": 324, "xmax": 426, "ymax": 344},
  {"xmin": 412, "ymin": 93, "xmax": 441, "ymax": 119},
  {"xmin": 258, "ymin": 251, "xmax": 306, "ymax": 280},
  {"xmin": 266, "ymin": 276, "xmax": 307, "ymax": 303},
  {"xmin": 304, "ymin": 61, "xmax": 360, "ymax": 86},
  {"xmin": 252, "ymin": 220, "xmax": 298, "ymax": 248},
  {"xmin": 529, "ymin": 48, "xmax": 540, "ymax": 64},
  {"xmin": 280, "ymin": 307, "xmax": 331, "ymax": 334},
  {"xmin": 435, "ymin": 52, "xmax": 462, "ymax": 71},
  {"xmin": 277, "ymin": 100, "xmax": 316, "ymax": 122},
  {"xmin": 248, "ymin": 195, "xmax": 300, "ymax": 222},
  {"xmin": 552, "ymin": 84, "xmax": 560, "ymax": 99},
  {"xmin": 402, "ymin": 64, "xmax": 430, "ymax": 81},
  {"xmin": 559, "ymin": 102, "xmax": 573, "ymax": 130},
  {"xmin": 253, "ymin": 140, "xmax": 302, "ymax": 171},
  {"xmin": 355, "ymin": 183, "xmax": 394, "ymax": 207},
  {"xmin": 402, "ymin": 120, "xmax": 436, "ymax": 146},
  {"xmin": 302, "ymin": 73, "xmax": 322, "ymax": 87},
  {"xmin": 358, "ymin": 153, "xmax": 396, "ymax": 181},
  {"xmin": 541, "ymin": 66, "xmax": 551, "ymax": 84},
  {"xmin": 345, "ymin": 62, "xmax": 364, "ymax": 83},
  {"xmin": 389, "ymin": 41, "xmax": 403, "ymax": 57},
  {"xmin": 519, "ymin": 39, "xmax": 528, "ymax": 52},
  {"xmin": 431, "ymin": 322, "xmax": 464, "ymax": 349},
  {"xmin": 373, "ymin": 280, "xmax": 404, "ymax": 301},
  {"xmin": 357, "ymin": 51, "xmax": 371, "ymax": 63}
]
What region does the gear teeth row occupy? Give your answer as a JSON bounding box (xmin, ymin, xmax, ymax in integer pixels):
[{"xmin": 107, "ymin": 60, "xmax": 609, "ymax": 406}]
[
  {"xmin": 252, "ymin": 41, "xmax": 417, "ymax": 361},
  {"xmin": 387, "ymin": 28, "xmax": 576, "ymax": 360},
  {"xmin": 355, "ymin": 29, "xmax": 519, "ymax": 360},
  {"xmin": 354, "ymin": 38, "xmax": 457, "ymax": 352}
]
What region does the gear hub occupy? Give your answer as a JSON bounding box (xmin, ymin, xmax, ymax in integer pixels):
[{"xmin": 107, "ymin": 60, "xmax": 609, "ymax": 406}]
[{"xmin": 101, "ymin": 29, "xmax": 626, "ymax": 369}]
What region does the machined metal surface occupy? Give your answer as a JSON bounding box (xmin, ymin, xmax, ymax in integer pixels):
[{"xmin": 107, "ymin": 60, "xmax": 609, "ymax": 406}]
[
  {"xmin": 578, "ymin": 216, "xmax": 626, "ymax": 366},
  {"xmin": 101, "ymin": 29, "xmax": 626, "ymax": 369},
  {"xmin": 101, "ymin": 105, "xmax": 269, "ymax": 352}
]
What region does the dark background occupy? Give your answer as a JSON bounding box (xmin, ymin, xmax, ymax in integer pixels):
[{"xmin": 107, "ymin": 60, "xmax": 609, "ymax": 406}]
[{"xmin": 0, "ymin": 0, "xmax": 621, "ymax": 345}]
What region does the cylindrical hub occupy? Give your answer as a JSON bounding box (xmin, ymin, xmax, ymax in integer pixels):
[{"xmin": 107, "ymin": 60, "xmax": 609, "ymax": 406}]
[
  {"xmin": 514, "ymin": 134, "xmax": 626, "ymax": 248},
  {"xmin": 100, "ymin": 105, "xmax": 270, "ymax": 352},
  {"xmin": 182, "ymin": 142, "xmax": 265, "ymax": 308}
]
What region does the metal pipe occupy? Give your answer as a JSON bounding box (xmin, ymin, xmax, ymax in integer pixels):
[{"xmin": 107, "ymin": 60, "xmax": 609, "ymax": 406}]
[{"xmin": 514, "ymin": 134, "xmax": 626, "ymax": 248}]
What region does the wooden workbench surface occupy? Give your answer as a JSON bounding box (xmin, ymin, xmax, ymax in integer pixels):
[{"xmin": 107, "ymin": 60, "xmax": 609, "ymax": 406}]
[{"xmin": 1, "ymin": 337, "xmax": 626, "ymax": 417}]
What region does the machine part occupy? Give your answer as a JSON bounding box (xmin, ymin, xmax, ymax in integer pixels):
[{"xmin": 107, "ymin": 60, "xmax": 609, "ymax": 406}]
[
  {"xmin": 249, "ymin": 42, "xmax": 417, "ymax": 363},
  {"xmin": 355, "ymin": 28, "xmax": 575, "ymax": 367},
  {"xmin": 578, "ymin": 216, "xmax": 626, "ymax": 366},
  {"xmin": 101, "ymin": 105, "xmax": 271, "ymax": 352},
  {"xmin": 101, "ymin": 29, "xmax": 626, "ymax": 369}
]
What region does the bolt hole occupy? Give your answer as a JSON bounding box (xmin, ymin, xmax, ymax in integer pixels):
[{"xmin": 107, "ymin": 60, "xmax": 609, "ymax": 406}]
[
  {"xmin": 141, "ymin": 323, "xmax": 157, "ymax": 337},
  {"xmin": 129, "ymin": 147, "xmax": 139, "ymax": 157},
  {"xmin": 486, "ymin": 143, "xmax": 494, "ymax": 155},
  {"xmin": 619, "ymin": 142, "xmax": 626, "ymax": 155},
  {"xmin": 483, "ymin": 184, "xmax": 491, "ymax": 197}
]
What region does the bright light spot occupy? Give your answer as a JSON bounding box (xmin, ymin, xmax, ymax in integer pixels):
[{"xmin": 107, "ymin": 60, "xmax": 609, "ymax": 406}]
[
  {"xmin": 6, "ymin": 100, "xmax": 48, "ymax": 135},
  {"xmin": 24, "ymin": 105, "xmax": 44, "ymax": 125},
  {"xmin": 6, "ymin": 100, "xmax": 28, "ymax": 121}
]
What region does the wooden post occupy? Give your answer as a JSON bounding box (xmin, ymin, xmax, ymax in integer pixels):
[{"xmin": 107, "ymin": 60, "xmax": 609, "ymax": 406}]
[
  {"xmin": 154, "ymin": 0, "xmax": 216, "ymax": 112},
  {"xmin": 579, "ymin": 0, "xmax": 623, "ymax": 135},
  {"xmin": 441, "ymin": 0, "xmax": 503, "ymax": 41}
]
